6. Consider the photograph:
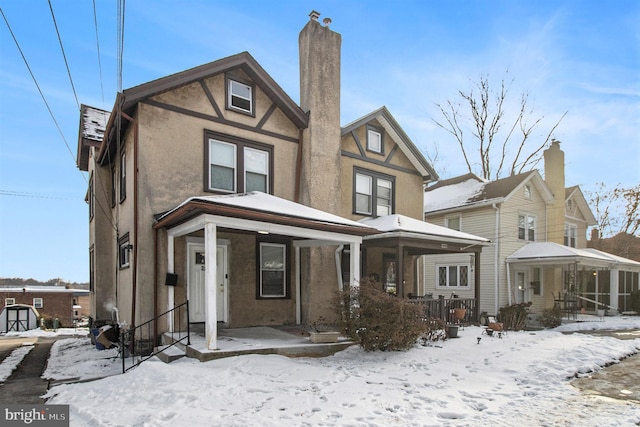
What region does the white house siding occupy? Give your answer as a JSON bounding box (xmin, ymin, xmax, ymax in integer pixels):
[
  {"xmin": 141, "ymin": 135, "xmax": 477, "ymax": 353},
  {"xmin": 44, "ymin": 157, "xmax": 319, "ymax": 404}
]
[{"xmin": 423, "ymin": 177, "xmax": 553, "ymax": 315}]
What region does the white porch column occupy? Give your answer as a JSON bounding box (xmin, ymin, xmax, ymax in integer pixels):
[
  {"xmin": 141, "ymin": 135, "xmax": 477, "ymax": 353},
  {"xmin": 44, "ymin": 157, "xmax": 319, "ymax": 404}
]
[
  {"xmin": 349, "ymin": 242, "xmax": 361, "ymax": 287},
  {"xmin": 167, "ymin": 235, "xmax": 175, "ymax": 332},
  {"xmin": 295, "ymin": 246, "xmax": 301, "ymax": 325},
  {"xmin": 609, "ymin": 269, "xmax": 619, "ymax": 312},
  {"xmin": 205, "ymin": 221, "xmax": 218, "ymax": 350}
]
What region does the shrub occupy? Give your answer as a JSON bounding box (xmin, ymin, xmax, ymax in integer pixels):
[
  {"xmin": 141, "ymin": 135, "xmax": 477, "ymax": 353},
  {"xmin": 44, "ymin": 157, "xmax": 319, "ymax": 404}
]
[
  {"xmin": 334, "ymin": 280, "xmax": 426, "ymax": 351},
  {"xmin": 40, "ymin": 315, "xmax": 54, "ymax": 330},
  {"xmin": 630, "ymin": 290, "xmax": 640, "ymax": 314},
  {"xmin": 419, "ymin": 317, "xmax": 447, "ymax": 345},
  {"xmin": 497, "ymin": 302, "xmax": 532, "ymax": 331},
  {"xmin": 538, "ymin": 305, "xmax": 562, "ymax": 328}
]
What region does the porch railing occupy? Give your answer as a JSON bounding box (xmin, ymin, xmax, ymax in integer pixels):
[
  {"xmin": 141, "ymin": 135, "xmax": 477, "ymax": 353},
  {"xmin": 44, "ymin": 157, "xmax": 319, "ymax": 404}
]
[
  {"xmin": 121, "ymin": 301, "xmax": 190, "ymax": 373},
  {"xmin": 408, "ymin": 295, "xmax": 477, "ymax": 324}
]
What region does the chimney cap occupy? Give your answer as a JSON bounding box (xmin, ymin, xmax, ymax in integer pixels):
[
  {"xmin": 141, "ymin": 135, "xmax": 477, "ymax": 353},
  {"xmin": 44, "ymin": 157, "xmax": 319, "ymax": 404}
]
[
  {"xmin": 323, "ymin": 17, "xmax": 332, "ymax": 27},
  {"xmin": 309, "ymin": 10, "xmax": 320, "ymax": 21}
]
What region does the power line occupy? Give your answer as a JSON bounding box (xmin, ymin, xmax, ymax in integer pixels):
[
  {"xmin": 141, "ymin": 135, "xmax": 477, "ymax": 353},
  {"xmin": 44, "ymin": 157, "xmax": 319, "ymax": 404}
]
[
  {"xmin": 92, "ymin": 0, "xmax": 105, "ymax": 106},
  {"xmin": 48, "ymin": 0, "xmax": 79, "ymax": 111},
  {"xmin": 0, "ymin": 7, "xmax": 77, "ymax": 167},
  {"xmin": 0, "ymin": 189, "xmax": 75, "ymax": 200}
]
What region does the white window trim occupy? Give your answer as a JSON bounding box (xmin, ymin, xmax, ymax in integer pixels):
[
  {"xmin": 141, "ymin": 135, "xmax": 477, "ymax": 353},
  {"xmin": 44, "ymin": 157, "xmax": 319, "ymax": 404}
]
[
  {"xmin": 5, "ymin": 298, "xmax": 15, "ymax": 306},
  {"xmin": 435, "ymin": 264, "xmax": 471, "ymax": 289},
  {"xmin": 518, "ymin": 213, "xmax": 536, "ymax": 242},
  {"xmin": 524, "ymin": 184, "xmax": 532, "ymax": 200},
  {"xmin": 228, "ymin": 79, "xmax": 253, "ymax": 114},
  {"xmin": 33, "ymin": 297, "xmax": 43, "ymax": 308},
  {"xmin": 259, "ymin": 242, "xmax": 287, "ymax": 298},
  {"xmin": 445, "ymin": 215, "xmax": 461, "ymax": 231},
  {"xmin": 119, "ymin": 235, "xmax": 131, "ymax": 269},
  {"xmin": 564, "ymin": 223, "xmax": 577, "ymax": 248},
  {"xmin": 367, "ymin": 128, "xmax": 382, "ymax": 153},
  {"xmin": 354, "ymin": 169, "xmax": 394, "ymax": 217}
]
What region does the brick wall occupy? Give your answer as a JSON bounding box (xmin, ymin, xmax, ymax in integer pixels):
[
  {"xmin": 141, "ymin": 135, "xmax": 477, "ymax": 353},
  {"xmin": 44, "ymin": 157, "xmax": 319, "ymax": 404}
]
[{"xmin": 1, "ymin": 292, "xmax": 75, "ymax": 326}]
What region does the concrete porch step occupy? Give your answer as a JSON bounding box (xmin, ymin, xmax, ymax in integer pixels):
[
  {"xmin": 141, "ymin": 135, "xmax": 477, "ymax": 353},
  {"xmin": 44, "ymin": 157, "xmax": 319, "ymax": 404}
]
[{"xmin": 154, "ymin": 345, "xmax": 186, "ymax": 364}]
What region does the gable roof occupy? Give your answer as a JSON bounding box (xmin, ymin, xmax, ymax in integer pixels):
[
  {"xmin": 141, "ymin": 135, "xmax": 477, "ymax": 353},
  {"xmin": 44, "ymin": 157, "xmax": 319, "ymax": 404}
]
[
  {"xmin": 96, "ymin": 52, "xmax": 308, "ymax": 165},
  {"xmin": 424, "ymin": 170, "xmax": 553, "ymax": 214},
  {"xmin": 77, "ymin": 104, "xmax": 109, "ymax": 171},
  {"xmin": 566, "ymin": 185, "xmax": 597, "ymax": 225},
  {"xmin": 341, "ymin": 106, "xmax": 438, "ymax": 182}
]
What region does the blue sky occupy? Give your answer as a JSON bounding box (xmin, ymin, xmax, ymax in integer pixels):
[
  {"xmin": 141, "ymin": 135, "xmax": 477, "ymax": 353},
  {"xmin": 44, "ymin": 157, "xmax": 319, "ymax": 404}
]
[{"xmin": 1, "ymin": 0, "xmax": 638, "ymax": 283}]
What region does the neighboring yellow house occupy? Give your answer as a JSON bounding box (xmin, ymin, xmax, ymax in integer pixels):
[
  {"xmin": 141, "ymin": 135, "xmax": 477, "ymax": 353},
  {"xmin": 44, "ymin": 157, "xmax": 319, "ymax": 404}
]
[
  {"xmin": 77, "ymin": 12, "xmax": 488, "ymax": 350},
  {"xmin": 423, "ymin": 141, "xmax": 640, "ymax": 317}
]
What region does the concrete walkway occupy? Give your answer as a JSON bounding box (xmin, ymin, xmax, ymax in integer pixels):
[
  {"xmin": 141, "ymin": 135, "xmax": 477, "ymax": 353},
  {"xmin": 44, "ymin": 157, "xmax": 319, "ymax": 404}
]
[{"xmin": 0, "ymin": 337, "xmax": 57, "ymax": 404}]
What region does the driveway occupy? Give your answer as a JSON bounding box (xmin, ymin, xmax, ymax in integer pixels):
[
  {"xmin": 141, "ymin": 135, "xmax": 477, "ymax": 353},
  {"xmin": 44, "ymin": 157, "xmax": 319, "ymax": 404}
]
[{"xmin": 0, "ymin": 336, "xmax": 58, "ymax": 404}]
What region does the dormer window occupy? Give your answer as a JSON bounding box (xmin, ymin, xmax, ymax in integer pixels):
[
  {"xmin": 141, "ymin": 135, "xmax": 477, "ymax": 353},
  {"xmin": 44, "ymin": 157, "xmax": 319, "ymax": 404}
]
[
  {"xmin": 227, "ymin": 78, "xmax": 253, "ymax": 114},
  {"xmin": 366, "ymin": 125, "xmax": 383, "ymax": 154}
]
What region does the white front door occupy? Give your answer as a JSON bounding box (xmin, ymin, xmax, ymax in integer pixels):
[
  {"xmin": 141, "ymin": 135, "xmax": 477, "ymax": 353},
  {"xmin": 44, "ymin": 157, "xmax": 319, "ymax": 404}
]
[{"xmin": 188, "ymin": 244, "xmax": 228, "ymax": 323}]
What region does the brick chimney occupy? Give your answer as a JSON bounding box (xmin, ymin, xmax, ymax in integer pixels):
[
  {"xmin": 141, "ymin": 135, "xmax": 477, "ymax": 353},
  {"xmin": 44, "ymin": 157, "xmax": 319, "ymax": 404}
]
[
  {"xmin": 544, "ymin": 139, "xmax": 566, "ymax": 244},
  {"xmin": 298, "ymin": 10, "xmax": 342, "ymax": 214}
]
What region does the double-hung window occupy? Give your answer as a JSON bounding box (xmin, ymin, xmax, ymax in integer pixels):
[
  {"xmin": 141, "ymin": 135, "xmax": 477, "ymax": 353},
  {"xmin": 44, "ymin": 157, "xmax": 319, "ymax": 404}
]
[
  {"xmin": 227, "ymin": 78, "xmax": 254, "ymax": 115},
  {"xmin": 564, "ymin": 223, "xmax": 577, "ymax": 247},
  {"xmin": 354, "ymin": 168, "xmax": 394, "ymax": 217},
  {"xmin": 119, "ymin": 151, "xmax": 126, "ymax": 202},
  {"xmin": 206, "ymin": 132, "xmax": 272, "ymax": 194},
  {"xmin": 118, "ymin": 233, "xmax": 131, "ymax": 269},
  {"xmin": 437, "ymin": 265, "xmax": 469, "ymax": 288},
  {"xmin": 366, "ymin": 125, "xmax": 383, "ymax": 154},
  {"xmin": 258, "ymin": 242, "xmax": 288, "ymax": 298},
  {"xmin": 518, "ymin": 214, "xmax": 536, "ymax": 241},
  {"xmin": 33, "ymin": 298, "xmax": 43, "ymax": 309},
  {"xmin": 446, "ymin": 216, "xmax": 461, "ymax": 231},
  {"xmin": 5, "ymin": 298, "xmax": 15, "ymax": 306}
]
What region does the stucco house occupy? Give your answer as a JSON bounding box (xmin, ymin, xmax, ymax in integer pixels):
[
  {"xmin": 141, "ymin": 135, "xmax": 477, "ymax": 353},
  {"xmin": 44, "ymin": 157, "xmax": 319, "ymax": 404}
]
[
  {"xmin": 422, "ymin": 141, "xmax": 640, "ymax": 317},
  {"xmin": 77, "ymin": 12, "xmax": 488, "ymax": 351}
]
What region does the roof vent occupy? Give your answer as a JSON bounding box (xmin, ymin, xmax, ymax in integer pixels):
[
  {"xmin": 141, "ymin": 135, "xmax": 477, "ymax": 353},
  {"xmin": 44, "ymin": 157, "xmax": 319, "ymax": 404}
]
[
  {"xmin": 309, "ymin": 10, "xmax": 320, "ymax": 21},
  {"xmin": 322, "ymin": 17, "xmax": 332, "ymax": 27}
]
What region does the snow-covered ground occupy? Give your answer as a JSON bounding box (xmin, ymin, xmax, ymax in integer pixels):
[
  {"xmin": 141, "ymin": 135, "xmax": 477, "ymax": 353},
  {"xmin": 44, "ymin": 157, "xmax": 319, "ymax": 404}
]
[{"xmin": 32, "ymin": 317, "xmax": 640, "ymax": 426}]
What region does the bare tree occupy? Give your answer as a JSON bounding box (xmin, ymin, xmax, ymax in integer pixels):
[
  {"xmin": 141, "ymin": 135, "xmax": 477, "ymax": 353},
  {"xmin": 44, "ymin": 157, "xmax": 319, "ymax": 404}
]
[
  {"xmin": 587, "ymin": 182, "xmax": 640, "ymax": 238},
  {"xmin": 432, "ymin": 72, "xmax": 566, "ymax": 180}
]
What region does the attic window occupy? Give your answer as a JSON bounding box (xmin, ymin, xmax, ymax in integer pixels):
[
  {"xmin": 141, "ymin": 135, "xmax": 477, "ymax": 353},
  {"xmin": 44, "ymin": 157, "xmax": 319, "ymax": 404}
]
[
  {"xmin": 524, "ymin": 184, "xmax": 531, "ymax": 200},
  {"xmin": 228, "ymin": 78, "xmax": 253, "ymax": 114},
  {"xmin": 366, "ymin": 125, "xmax": 383, "ymax": 154}
]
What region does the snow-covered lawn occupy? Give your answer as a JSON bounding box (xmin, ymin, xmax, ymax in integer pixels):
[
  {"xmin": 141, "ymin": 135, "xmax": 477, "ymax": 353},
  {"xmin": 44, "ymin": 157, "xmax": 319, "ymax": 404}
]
[{"xmin": 36, "ymin": 316, "xmax": 640, "ymax": 426}]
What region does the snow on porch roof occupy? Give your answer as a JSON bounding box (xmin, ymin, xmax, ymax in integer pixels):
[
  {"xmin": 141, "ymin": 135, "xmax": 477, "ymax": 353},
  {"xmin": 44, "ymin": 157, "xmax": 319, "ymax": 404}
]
[
  {"xmin": 506, "ymin": 242, "xmax": 640, "ymax": 271},
  {"xmin": 154, "ymin": 192, "xmax": 378, "ymax": 235},
  {"xmin": 360, "ymin": 214, "xmax": 490, "ymax": 245}
]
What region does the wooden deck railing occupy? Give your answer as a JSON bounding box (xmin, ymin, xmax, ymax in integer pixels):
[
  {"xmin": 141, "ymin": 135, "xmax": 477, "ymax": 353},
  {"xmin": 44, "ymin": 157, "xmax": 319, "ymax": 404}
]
[{"xmin": 407, "ymin": 296, "xmax": 477, "ymax": 324}]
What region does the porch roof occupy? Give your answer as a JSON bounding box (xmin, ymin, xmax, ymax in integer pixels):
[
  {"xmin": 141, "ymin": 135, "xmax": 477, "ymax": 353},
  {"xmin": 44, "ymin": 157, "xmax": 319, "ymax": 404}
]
[
  {"xmin": 506, "ymin": 242, "xmax": 640, "ymax": 272},
  {"xmin": 360, "ymin": 214, "xmax": 489, "ymax": 253},
  {"xmin": 154, "ymin": 191, "xmax": 379, "ymax": 238}
]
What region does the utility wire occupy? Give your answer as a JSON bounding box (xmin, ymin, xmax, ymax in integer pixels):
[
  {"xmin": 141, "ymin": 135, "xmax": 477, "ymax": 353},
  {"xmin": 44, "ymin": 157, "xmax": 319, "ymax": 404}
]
[
  {"xmin": 92, "ymin": 0, "xmax": 105, "ymax": 106},
  {"xmin": 0, "ymin": 189, "xmax": 75, "ymax": 200},
  {"xmin": 0, "ymin": 7, "xmax": 77, "ymax": 167},
  {"xmin": 48, "ymin": 0, "xmax": 80, "ymax": 111}
]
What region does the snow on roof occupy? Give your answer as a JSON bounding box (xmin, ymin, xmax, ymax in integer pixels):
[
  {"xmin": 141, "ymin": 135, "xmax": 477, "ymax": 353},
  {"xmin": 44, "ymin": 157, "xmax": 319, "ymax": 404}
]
[
  {"xmin": 162, "ymin": 192, "xmax": 375, "ymax": 230},
  {"xmin": 507, "ymin": 242, "xmax": 640, "ymax": 270},
  {"xmin": 423, "ymin": 178, "xmax": 486, "ymax": 213},
  {"xmin": 1, "ymin": 286, "xmax": 88, "ymax": 294},
  {"xmin": 80, "ymin": 105, "xmax": 108, "ymax": 142},
  {"xmin": 360, "ymin": 214, "xmax": 489, "ymax": 243}
]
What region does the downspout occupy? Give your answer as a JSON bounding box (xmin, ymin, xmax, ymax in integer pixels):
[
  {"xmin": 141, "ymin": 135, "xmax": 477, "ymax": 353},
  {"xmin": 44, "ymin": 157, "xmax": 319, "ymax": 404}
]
[
  {"xmin": 492, "ymin": 203, "xmax": 500, "ymax": 313},
  {"xmin": 294, "ymin": 128, "xmax": 304, "ymax": 203},
  {"xmin": 122, "ymin": 111, "xmax": 138, "ymax": 329},
  {"xmin": 153, "ymin": 228, "xmax": 158, "ymax": 341}
]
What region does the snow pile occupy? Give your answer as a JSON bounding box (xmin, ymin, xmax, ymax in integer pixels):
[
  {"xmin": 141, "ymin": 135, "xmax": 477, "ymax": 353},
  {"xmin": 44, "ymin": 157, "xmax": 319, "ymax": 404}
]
[
  {"xmin": 0, "ymin": 344, "xmax": 33, "ymax": 382},
  {"xmin": 41, "ymin": 316, "xmax": 640, "ymax": 427}
]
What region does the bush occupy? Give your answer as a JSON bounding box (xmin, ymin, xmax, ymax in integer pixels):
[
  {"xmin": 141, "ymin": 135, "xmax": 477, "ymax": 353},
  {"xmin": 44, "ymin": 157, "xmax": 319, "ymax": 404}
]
[
  {"xmin": 630, "ymin": 290, "xmax": 640, "ymax": 314},
  {"xmin": 334, "ymin": 280, "xmax": 426, "ymax": 351},
  {"xmin": 40, "ymin": 315, "xmax": 54, "ymax": 329},
  {"xmin": 497, "ymin": 302, "xmax": 532, "ymax": 331},
  {"xmin": 419, "ymin": 317, "xmax": 447, "ymax": 345},
  {"xmin": 538, "ymin": 305, "xmax": 562, "ymax": 328}
]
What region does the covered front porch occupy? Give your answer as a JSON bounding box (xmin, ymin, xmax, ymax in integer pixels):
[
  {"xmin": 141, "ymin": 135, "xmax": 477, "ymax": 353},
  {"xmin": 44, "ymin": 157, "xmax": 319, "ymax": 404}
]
[
  {"xmin": 153, "ymin": 192, "xmax": 377, "ymax": 351},
  {"xmin": 506, "ymin": 242, "xmax": 640, "ymax": 315}
]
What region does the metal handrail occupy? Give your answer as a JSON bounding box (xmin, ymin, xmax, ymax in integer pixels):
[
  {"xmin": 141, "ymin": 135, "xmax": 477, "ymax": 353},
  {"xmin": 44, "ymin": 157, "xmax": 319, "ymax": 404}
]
[{"xmin": 121, "ymin": 301, "xmax": 190, "ymax": 373}]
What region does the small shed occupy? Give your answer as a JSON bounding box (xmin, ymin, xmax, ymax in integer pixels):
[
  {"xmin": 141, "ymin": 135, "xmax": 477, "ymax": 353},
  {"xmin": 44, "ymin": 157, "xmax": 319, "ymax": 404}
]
[{"xmin": 0, "ymin": 304, "xmax": 40, "ymax": 333}]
